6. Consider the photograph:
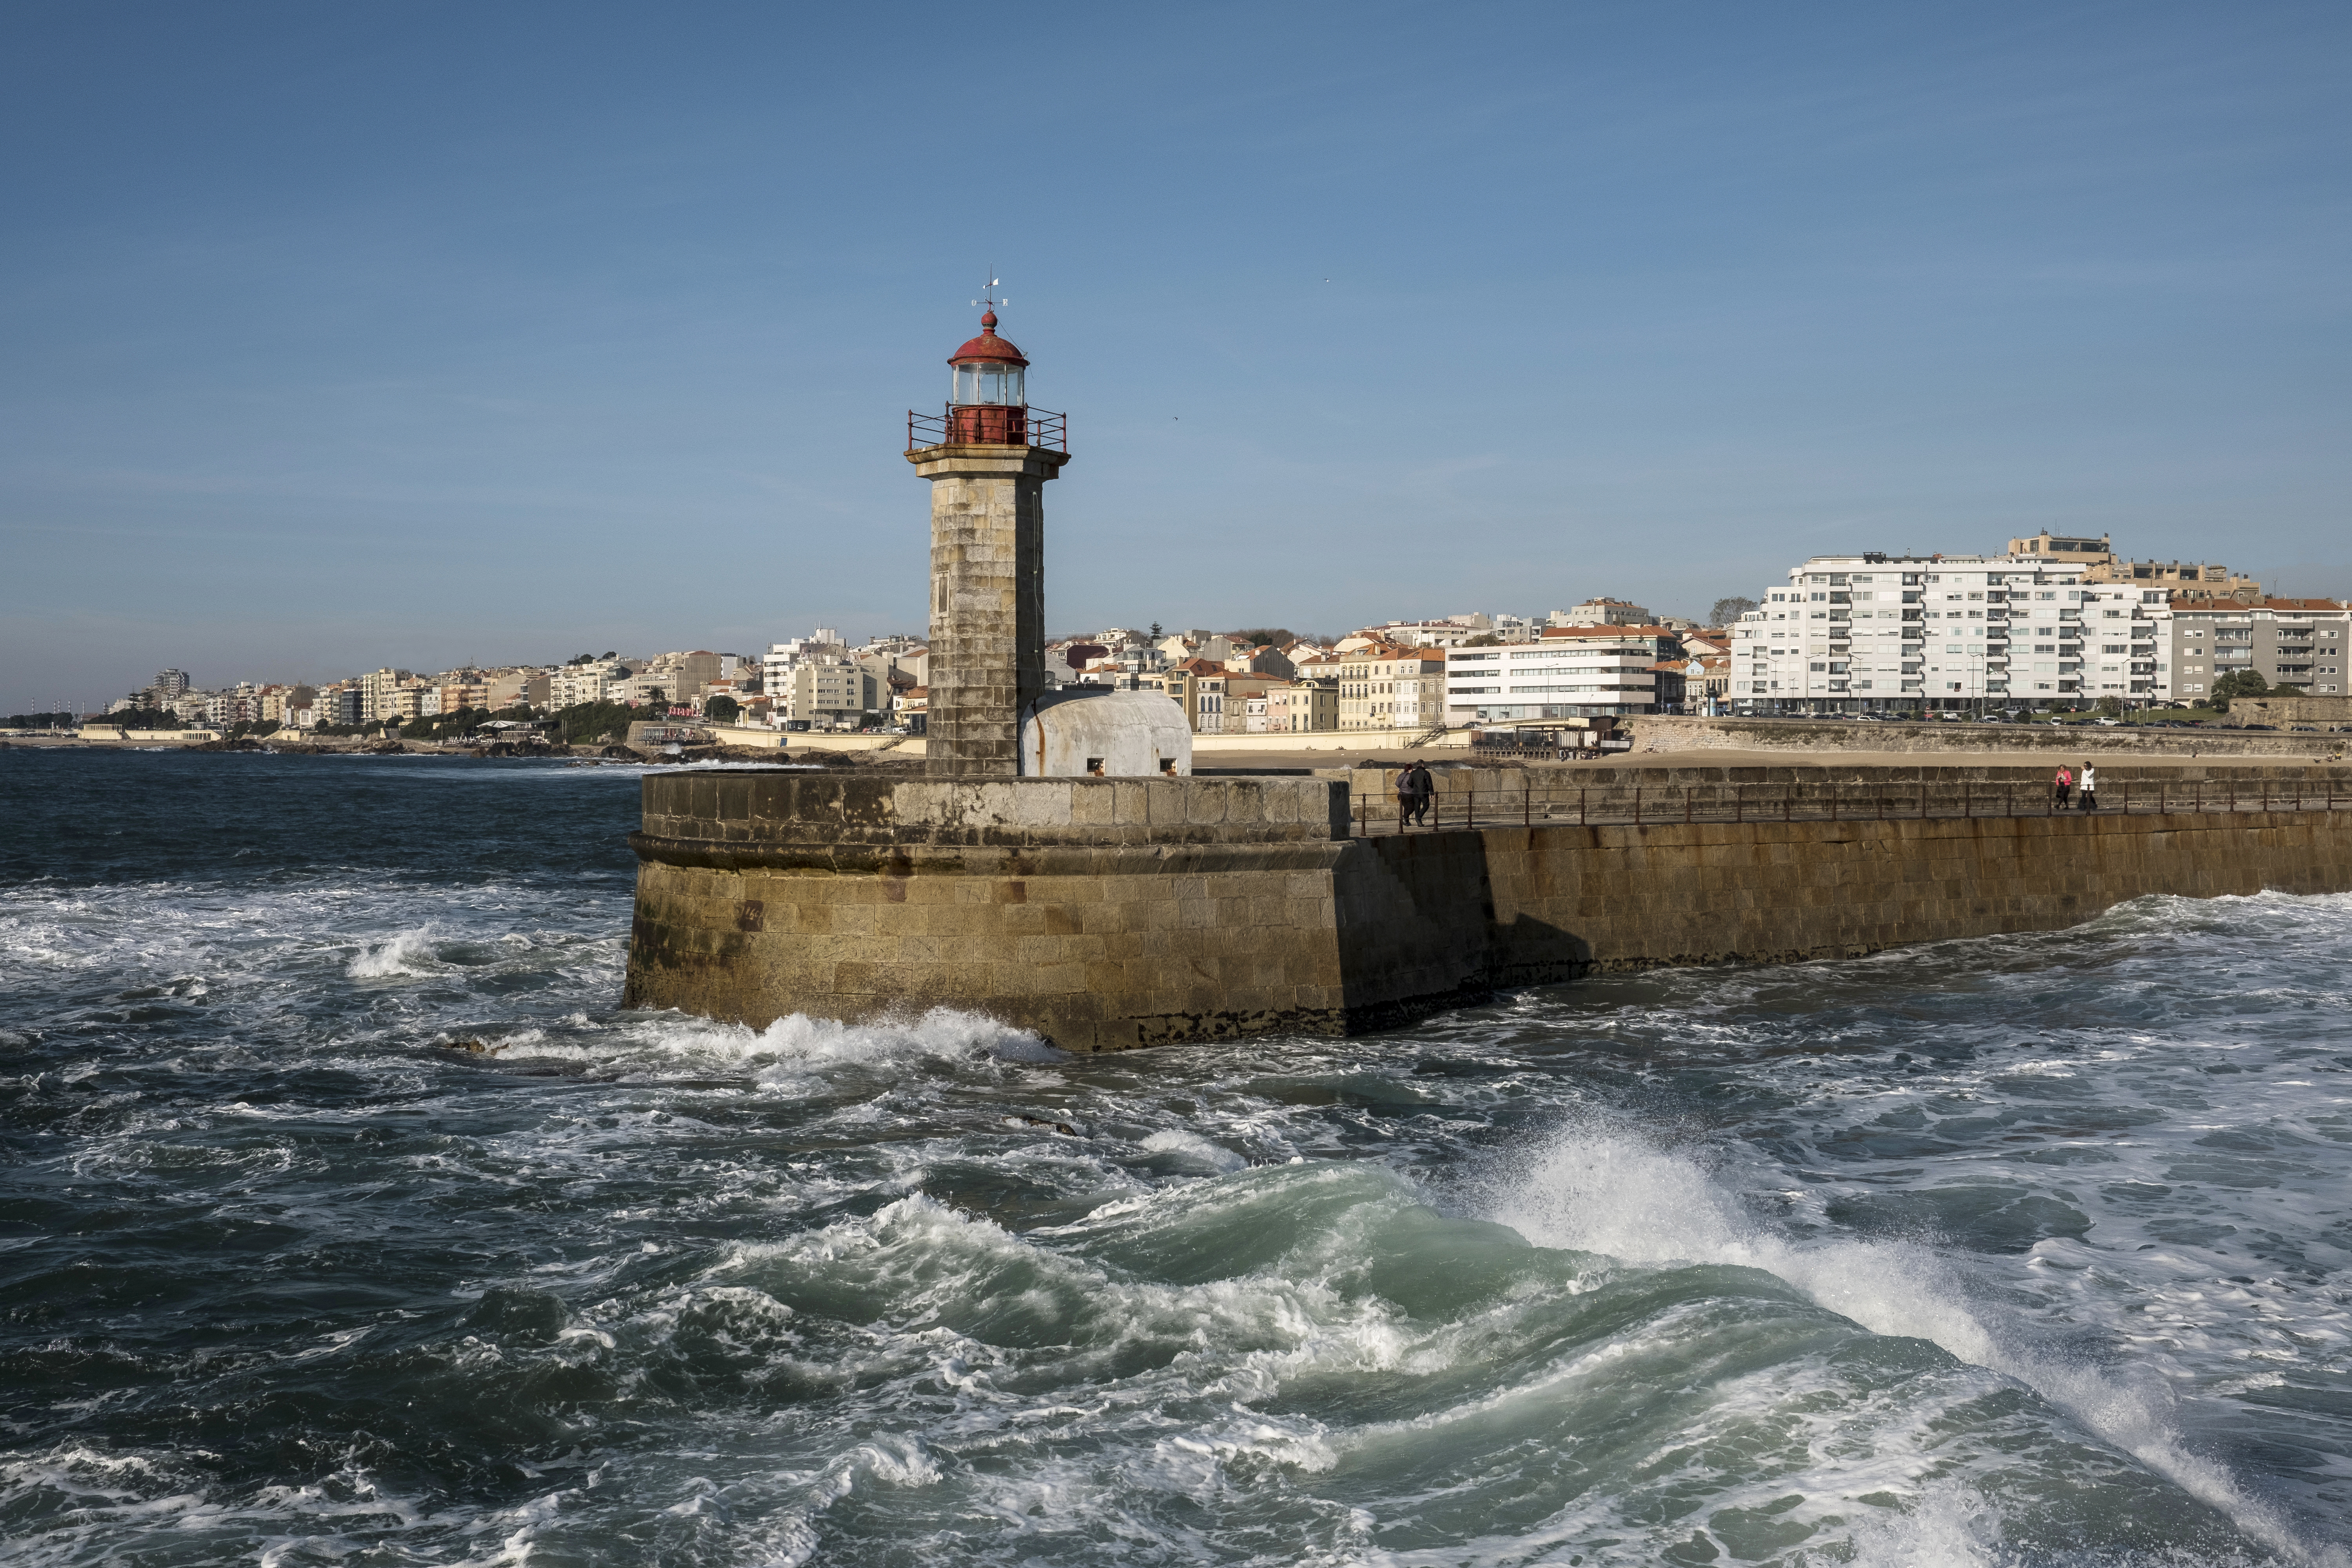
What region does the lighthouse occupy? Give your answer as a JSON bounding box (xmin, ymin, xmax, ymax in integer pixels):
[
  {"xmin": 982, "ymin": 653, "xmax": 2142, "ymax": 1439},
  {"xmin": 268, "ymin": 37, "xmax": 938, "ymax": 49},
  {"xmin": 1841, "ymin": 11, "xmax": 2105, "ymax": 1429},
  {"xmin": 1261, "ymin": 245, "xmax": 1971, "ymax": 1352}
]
[{"xmin": 907, "ymin": 307, "xmax": 1072, "ymax": 778}]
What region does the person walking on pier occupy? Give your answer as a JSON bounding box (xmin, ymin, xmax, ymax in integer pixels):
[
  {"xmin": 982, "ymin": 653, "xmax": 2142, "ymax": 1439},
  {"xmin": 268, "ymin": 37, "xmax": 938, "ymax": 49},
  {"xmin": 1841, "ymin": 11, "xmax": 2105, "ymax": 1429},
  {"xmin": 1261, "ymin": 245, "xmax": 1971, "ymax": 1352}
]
[
  {"xmin": 1394, "ymin": 766, "xmax": 1417, "ymax": 828},
  {"xmin": 1405, "ymin": 761, "xmax": 1436, "ymax": 826},
  {"xmin": 2078, "ymin": 762, "xmax": 2098, "ymax": 811},
  {"xmin": 2053, "ymin": 765, "xmax": 2073, "ymax": 808}
]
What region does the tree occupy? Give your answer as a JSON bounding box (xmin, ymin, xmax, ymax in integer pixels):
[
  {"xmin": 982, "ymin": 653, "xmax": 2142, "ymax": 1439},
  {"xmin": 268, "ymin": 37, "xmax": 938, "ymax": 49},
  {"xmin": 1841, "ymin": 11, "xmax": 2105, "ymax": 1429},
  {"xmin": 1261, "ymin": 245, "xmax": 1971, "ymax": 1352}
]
[
  {"xmin": 2094, "ymin": 695, "xmax": 2124, "ymax": 718},
  {"xmin": 1461, "ymin": 632, "xmax": 1503, "ymax": 647},
  {"xmin": 2207, "ymin": 668, "xmax": 2269, "ymax": 713},
  {"xmin": 2212, "ymin": 670, "xmax": 2268, "ymax": 701},
  {"xmin": 1227, "ymin": 628, "xmax": 1295, "ymax": 648},
  {"xmin": 1148, "ymin": 622, "xmax": 1163, "ymax": 640},
  {"xmin": 1709, "ymin": 597, "xmax": 1760, "ymax": 626},
  {"xmin": 705, "ymin": 694, "xmax": 740, "ymax": 723}
]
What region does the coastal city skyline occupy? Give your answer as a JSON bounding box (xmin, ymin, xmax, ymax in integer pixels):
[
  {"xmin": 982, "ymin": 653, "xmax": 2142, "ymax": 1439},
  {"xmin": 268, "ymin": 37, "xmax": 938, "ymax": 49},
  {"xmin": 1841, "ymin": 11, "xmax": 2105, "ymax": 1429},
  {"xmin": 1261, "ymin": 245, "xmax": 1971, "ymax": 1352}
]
[
  {"xmin": 5, "ymin": 5, "xmax": 2349, "ymax": 715},
  {"xmin": 26, "ymin": 528, "xmax": 2345, "ymax": 739}
]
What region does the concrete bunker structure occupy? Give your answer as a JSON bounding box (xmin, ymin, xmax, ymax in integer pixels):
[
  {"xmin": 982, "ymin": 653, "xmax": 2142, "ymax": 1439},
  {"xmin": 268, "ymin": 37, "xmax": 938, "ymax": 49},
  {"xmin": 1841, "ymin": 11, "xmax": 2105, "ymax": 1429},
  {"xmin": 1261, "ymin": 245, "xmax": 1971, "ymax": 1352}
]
[{"xmin": 1021, "ymin": 688, "xmax": 1192, "ymax": 777}]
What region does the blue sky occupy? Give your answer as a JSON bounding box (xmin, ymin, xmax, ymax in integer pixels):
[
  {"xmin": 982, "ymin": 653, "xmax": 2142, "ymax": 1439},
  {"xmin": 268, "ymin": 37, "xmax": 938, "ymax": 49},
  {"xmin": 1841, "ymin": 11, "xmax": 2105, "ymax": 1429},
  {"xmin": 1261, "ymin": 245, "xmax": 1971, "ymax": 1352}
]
[{"xmin": 3, "ymin": 1, "xmax": 2347, "ymax": 710}]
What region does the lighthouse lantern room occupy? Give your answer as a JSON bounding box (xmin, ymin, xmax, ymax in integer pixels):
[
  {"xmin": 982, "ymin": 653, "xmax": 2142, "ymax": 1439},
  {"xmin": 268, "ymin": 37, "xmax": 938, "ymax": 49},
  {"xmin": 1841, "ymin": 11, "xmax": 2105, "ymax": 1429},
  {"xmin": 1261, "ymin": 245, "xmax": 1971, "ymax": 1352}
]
[{"xmin": 946, "ymin": 310, "xmax": 1028, "ymax": 445}]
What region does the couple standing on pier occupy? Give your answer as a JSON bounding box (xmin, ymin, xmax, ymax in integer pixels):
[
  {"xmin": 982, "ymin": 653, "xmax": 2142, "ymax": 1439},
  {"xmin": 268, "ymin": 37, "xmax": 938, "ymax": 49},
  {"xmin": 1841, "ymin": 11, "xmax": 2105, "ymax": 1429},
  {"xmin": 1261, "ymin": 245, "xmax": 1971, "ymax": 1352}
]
[{"xmin": 2053, "ymin": 763, "xmax": 2100, "ymax": 811}]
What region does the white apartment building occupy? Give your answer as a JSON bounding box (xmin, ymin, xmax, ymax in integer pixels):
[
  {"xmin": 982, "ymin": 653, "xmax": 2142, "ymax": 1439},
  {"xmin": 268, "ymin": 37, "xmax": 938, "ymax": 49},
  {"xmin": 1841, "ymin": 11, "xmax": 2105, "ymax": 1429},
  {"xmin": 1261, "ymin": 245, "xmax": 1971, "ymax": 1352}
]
[
  {"xmin": 1356, "ymin": 615, "xmax": 1493, "ymax": 650},
  {"xmin": 761, "ymin": 634, "xmax": 846, "ymax": 712},
  {"xmin": 1732, "ymin": 554, "xmax": 2099, "ymax": 712},
  {"xmin": 1445, "ymin": 627, "xmax": 1676, "ymax": 724},
  {"xmin": 547, "ymin": 663, "xmax": 622, "ymax": 709},
  {"xmin": 1547, "ymin": 598, "xmax": 1652, "ymax": 628},
  {"xmin": 2076, "ymin": 583, "xmax": 2170, "ymax": 702}
]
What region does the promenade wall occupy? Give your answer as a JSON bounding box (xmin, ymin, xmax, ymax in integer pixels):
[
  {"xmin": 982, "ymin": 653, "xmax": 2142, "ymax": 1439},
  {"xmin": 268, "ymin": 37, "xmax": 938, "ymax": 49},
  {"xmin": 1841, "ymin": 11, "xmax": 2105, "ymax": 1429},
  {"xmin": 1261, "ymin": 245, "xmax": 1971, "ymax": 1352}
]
[
  {"xmin": 1625, "ymin": 715, "xmax": 2348, "ymax": 759},
  {"xmin": 623, "ymin": 769, "xmax": 2352, "ymax": 1052}
]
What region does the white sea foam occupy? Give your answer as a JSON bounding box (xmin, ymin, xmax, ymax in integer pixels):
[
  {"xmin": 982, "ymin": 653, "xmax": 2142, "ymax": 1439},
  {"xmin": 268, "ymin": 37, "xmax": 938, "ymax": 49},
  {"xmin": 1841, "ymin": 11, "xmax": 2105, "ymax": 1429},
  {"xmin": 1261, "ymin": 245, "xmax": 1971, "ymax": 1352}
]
[
  {"xmin": 348, "ymin": 926, "xmax": 438, "ymax": 978},
  {"xmin": 496, "ymin": 1004, "xmax": 1063, "ymax": 1074},
  {"xmin": 1489, "ymin": 1118, "xmax": 2345, "ymax": 1567},
  {"xmin": 1138, "ymin": 1127, "xmax": 1249, "ymax": 1172}
]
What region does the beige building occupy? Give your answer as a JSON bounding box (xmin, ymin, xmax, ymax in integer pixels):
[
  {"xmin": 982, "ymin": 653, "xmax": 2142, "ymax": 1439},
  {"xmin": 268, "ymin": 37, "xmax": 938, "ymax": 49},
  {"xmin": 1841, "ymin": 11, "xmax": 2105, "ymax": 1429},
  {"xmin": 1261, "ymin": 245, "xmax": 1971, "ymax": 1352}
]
[
  {"xmin": 359, "ymin": 667, "xmax": 411, "ymax": 723},
  {"xmin": 1266, "ymin": 678, "xmax": 1339, "ymax": 732},
  {"xmin": 2007, "ymin": 531, "xmax": 2116, "ymax": 566},
  {"xmin": 1338, "ymin": 644, "xmax": 1446, "ymax": 731},
  {"xmin": 789, "ymin": 660, "xmax": 880, "ymax": 729},
  {"xmin": 2007, "ymin": 531, "xmax": 2260, "ymax": 599},
  {"xmin": 1143, "ymin": 659, "xmax": 1266, "ymax": 733}
]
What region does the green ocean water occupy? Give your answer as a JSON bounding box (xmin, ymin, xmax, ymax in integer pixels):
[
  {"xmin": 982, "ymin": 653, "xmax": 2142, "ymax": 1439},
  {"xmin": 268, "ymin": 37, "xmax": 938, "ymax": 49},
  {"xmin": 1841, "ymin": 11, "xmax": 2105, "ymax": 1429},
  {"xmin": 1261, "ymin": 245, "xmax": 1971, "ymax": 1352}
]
[{"xmin": 3, "ymin": 750, "xmax": 2348, "ymax": 1565}]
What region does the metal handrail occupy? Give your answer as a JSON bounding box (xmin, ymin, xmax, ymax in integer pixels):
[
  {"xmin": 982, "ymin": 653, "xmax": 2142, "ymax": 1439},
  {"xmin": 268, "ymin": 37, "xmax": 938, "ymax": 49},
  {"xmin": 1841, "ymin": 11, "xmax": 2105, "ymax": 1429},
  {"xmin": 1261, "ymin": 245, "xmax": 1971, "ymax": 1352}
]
[
  {"xmin": 906, "ymin": 404, "xmax": 1069, "ymax": 454},
  {"xmin": 1352, "ymin": 775, "xmax": 2350, "ymax": 837}
]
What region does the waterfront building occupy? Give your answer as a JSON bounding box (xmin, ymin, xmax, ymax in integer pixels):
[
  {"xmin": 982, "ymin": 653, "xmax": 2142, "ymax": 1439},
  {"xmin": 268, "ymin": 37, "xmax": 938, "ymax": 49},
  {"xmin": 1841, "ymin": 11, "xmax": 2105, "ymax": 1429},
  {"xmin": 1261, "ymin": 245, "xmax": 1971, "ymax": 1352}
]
[
  {"xmin": 1337, "ymin": 644, "xmax": 1445, "ymax": 731},
  {"xmin": 2166, "ymin": 597, "xmax": 2350, "ymax": 702},
  {"xmin": 2007, "ymin": 530, "xmax": 2260, "ymax": 599},
  {"xmin": 1548, "ymin": 597, "xmax": 1652, "ymax": 628},
  {"xmin": 786, "ymin": 658, "xmax": 880, "ymax": 730},
  {"xmin": 2075, "ymin": 584, "xmax": 2169, "ymax": 702},
  {"xmin": 1733, "ymin": 554, "xmax": 2090, "ymax": 712},
  {"xmin": 547, "ymin": 663, "xmax": 624, "ymax": 710},
  {"xmin": 1445, "ymin": 626, "xmax": 1678, "ymax": 724},
  {"xmin": 357, "ymin": 668, "xmax": 410, "ymax": 723},
  {"xmin": 1268, "ymin": 672, "xmax": 1339, "ymax": 731},
  {"xmin": 1353, "ymin": 615, "xmax": 1491, "ymax": 650}
]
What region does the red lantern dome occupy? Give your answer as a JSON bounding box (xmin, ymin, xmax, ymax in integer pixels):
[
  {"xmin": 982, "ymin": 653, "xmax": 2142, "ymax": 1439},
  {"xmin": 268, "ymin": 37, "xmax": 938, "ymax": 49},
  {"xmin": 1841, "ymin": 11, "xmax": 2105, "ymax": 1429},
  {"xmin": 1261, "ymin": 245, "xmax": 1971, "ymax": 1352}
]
[
  {"xmin": 949, "ymin": 310, "xmax": 1029, "ymax": 369},
  {"xmin": 947, "ymin": 309, "xmax": 1028, "ymax": 445}
]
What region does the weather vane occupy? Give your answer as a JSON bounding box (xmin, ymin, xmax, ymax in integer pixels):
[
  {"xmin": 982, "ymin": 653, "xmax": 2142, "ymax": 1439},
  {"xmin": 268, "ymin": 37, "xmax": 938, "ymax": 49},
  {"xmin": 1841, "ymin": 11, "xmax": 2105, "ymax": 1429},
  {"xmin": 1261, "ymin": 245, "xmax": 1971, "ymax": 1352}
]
[{"xmin": 971, "ymin": 268, "xmax": 1006, "ymax": 313}]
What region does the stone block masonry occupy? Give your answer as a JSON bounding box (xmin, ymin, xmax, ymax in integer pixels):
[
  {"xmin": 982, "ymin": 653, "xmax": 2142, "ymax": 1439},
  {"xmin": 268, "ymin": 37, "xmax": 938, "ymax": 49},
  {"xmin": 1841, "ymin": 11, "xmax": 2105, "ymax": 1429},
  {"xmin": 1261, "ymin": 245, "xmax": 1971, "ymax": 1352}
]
[
  {"xmin": 623, "ymin": 770, "xmax": 2352, "ymax": 1052},
  {"xmin": 911, "ymin": 445, "xmax": 1067, "ymax": 778}
]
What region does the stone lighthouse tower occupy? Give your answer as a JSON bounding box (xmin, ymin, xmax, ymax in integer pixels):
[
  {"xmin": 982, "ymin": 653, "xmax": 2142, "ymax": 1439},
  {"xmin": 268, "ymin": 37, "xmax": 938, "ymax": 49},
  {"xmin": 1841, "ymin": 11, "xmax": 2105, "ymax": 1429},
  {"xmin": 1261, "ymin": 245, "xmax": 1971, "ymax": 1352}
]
[{"xmin": 907, "ymin": 307, "xmax": 1071, "ymax": 777}]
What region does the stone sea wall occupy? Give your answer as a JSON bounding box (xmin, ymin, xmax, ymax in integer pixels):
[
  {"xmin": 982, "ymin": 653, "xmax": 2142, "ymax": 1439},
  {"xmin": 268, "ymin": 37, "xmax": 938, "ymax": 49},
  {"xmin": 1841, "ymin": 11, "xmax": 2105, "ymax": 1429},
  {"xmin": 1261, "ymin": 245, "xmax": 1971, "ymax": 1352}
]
[
  {"xmin": 1356, "ymin": 809, "xmax": 2352, "ymax": 998},
  {"xmin": 624, "ymin": 770, "xmax": 2352, "ymax": 1051}
]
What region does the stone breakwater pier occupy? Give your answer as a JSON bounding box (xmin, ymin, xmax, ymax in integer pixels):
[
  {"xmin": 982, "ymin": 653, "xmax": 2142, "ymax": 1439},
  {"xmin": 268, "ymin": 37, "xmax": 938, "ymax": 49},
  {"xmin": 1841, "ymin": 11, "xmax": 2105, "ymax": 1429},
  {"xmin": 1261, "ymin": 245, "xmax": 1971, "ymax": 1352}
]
[
  {"xmin": 621, "ymin": 763, "xmax": 2352, "ymax": 1051},
  {"xmin": 626, "ymin": 318, "xmax": 2352, "ymax": 1049}
]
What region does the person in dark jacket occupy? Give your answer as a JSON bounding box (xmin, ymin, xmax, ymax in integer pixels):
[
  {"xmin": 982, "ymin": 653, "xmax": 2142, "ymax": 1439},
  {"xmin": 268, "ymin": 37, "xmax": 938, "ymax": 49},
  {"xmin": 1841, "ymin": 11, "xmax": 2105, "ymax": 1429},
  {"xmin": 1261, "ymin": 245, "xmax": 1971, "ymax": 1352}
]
[{"xmin": 1406, "ymin": 761, "xmax": 1435, "ymax": 825}]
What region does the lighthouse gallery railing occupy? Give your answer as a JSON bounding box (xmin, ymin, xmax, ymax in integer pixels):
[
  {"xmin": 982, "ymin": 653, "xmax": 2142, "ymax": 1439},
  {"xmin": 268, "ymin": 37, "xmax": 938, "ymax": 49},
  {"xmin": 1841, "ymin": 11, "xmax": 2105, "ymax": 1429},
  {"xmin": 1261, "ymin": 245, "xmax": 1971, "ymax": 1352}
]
[{"xmin": 907, "ymin": 405, "xmax": 1069, "ymax": 454}]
